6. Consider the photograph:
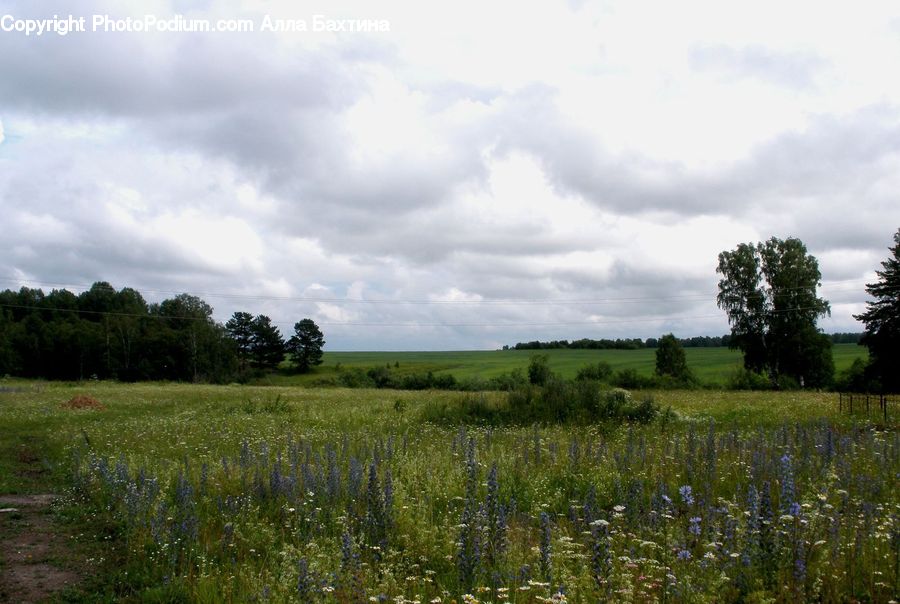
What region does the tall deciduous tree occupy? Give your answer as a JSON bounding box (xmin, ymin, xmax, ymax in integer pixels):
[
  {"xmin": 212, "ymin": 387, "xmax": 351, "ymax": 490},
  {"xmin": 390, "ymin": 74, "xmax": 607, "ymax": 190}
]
[
  {"xmin": 717, "ymin": 236, "xmax": 833, "ymax": 387},
  {"xmin": 855, "ymin": 228, "xmax": 900, "ymax": 392},
  {"xmin": 288, "ymin": 318, "xmax": 324, "ymax": 373}
]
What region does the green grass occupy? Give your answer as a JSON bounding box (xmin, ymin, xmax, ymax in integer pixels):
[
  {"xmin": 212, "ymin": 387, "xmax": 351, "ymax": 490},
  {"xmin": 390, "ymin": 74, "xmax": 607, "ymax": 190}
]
[
  {"xmin": 1, "ymin": 380, "xmax": 894, "ymax": 602},
  {"xmin": 262, "ymin": 343, "xmax": 867, "ymax": 387}
]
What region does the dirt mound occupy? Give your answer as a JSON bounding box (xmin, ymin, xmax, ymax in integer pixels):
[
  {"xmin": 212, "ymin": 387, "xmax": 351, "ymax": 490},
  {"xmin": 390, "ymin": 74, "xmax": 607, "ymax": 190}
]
[{"xmin": 61, "ymin": 395, "xmax": 105, "ymax": 410}]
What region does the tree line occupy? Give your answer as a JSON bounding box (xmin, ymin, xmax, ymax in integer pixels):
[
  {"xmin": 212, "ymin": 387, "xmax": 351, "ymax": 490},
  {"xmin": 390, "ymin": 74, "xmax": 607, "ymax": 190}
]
[
  {"xmin": 0, "ymin": 282, "xmax": 325, "ymax": 381},
  {"xmin": 0, "ymin": 228, "xmax": 895, "ymax": 391},
  {"xmin": 508, "ymin": 332, "xmax": 860, "ymax": 351}
]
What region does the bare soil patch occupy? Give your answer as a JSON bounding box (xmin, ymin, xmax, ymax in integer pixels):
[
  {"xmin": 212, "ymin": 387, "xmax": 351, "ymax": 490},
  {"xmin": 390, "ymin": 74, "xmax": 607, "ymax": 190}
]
[{"xmin": 0, "ymin": 495, "xmax": 82, "ymax": 603}]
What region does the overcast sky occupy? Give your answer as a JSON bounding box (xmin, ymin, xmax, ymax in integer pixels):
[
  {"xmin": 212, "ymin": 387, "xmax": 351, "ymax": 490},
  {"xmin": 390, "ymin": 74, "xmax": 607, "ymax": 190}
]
[{"xmin": 1, "ymin": 0, "xmax": 899, "ymax": 350}]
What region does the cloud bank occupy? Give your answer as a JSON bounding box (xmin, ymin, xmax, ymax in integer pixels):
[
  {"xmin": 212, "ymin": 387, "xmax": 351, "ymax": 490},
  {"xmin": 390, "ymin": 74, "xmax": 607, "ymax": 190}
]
[{"xmin": 1, "ymin": 0, "xmax": 898, "ymax": 349}]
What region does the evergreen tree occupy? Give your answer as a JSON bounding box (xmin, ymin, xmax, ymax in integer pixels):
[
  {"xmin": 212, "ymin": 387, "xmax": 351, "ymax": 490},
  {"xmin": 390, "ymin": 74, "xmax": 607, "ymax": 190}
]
[
  {"xmin": 855, "ymin": 228, "xmax": 900, "ymax": 392},
  {"xmin": 225, "ymin": 311, "xmax": 255, "ymax": 371},
  {"xmin": 287, "ymin": 318, "xmax": 325, "ymax": 373},
  {"xmin": 250, "ymin": 314, "xmax": 285, "ymax": 370}
]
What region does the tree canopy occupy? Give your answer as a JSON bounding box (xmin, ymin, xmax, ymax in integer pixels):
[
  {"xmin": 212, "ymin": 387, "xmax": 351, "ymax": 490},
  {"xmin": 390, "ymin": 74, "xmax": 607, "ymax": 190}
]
[
  {"xmin": 0, "ymin": 283, "xmax": 300, "ymax": 383},
  {"xmin": 855, "ymin": 228, "xmax": 900, "ymax": 392},
  {"xmin": 287, "ymin": 318, "xmax": 325, "ymax": 373},
  {"xmin": 654, "ymin": 333, "xmax": 692, "ymax": 382},
  {"xmin": 717, "ymin": 237, "xmax": 833, "ymax": 388}
]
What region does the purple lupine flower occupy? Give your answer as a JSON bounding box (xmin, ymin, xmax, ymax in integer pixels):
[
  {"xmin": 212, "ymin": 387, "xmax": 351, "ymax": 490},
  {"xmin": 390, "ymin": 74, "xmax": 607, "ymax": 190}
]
[
  {"xmin": 297, "ymin": 558, "xmax": 315, "ymax": 602},
  {"xmin": 348, "ymin": 457, "xmax": 363, "ymax": 500},
  {"xmin": 339, "ymin": 531, "xmax": 365, "ymax": 603},
  {"xmin": 457, "ymin": 441, "xmax": 481, "ymax": 590},
  {"xmin": 780, "ymin": 454, "xmax": 796, "ymax": 513},
  {"xmin": 365, "ymin": 461, "xmax": 387, "ymax": 556},
  {"xmin": 485, "ymin": 464, "xmax": 507, "ymax": 564},
  {"xmin": 382, "ymin": 468, "xmax": 393, "ymax": 531},
  {"xmin": 326, "ymin": 446, "xmax": 340, "ymax": 501},
  {"xmin": 539, "ymin": 511, "xmax": 553, "ymax": 583},
  {"xmin": 194, "ymin": 462, "xmax": 206, "ymax": 498},
  {"xmin": 590, "ymin": 521, "xmax": 611, "ymax": 590}
]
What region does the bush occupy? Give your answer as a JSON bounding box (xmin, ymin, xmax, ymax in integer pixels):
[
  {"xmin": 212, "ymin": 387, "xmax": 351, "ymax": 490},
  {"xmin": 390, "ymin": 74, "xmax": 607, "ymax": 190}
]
[
  {"xmin": 337, "ymin": 368, "xmax": 376, "ymax": 388},
  {"xmin": 420, "ymin": 392, "xmax": 504, "ymax": 425},
  {"xmin": 726, "ymin": 367, "xmax": 771, "ymax": 390},
  {"xmin": 528, "ymin": 355, "xmax": 552, "ymax": 386},
  {"xmin": 623, "ymin": 395, "xmax": 660, "ymax": 423},
  {"xmin": 424, "ymin": 381, "xmax": 661, "ymax": 426},
  {"xmin": 611, "ymin": 368, "xmax": 655, "ymax": 389},
  {"xmin": 486, "ymin": 368, "xmax": 529, "ymax": 391},
  {"xmin": 575, "ymin": 361, "xmax": 613, "ymax": 382},
  {"xmin": 397, "ymin": 371, "xmax": 458, "ymax": 390},
  {"xmin": 834, "ymin": 357, "xmax": 874, "ymax": 392},
  {"xmin": 366, "ymin": 366, "xmax": 394, "ymax": 388}
]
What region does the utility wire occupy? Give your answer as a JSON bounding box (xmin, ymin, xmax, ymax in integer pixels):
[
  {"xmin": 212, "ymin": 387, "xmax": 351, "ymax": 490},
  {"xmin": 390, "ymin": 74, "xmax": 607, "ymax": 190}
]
[
  {"xmin": 0, "ymin": 276, "xmax": 883, "ymax": 307},
  {"xmin": 0, "ymin": 302, "xmax": 853, "ymax": 329}
]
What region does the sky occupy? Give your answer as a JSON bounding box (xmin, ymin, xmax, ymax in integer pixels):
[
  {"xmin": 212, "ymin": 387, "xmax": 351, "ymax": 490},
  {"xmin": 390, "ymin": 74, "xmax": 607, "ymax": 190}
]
[{"xmin": 1, "ymin": 0, "xmax": 899, "ymax": 350}]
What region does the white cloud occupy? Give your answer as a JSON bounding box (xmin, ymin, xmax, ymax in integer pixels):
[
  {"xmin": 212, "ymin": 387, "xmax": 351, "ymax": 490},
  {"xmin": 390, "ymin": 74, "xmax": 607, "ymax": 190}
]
[{"xmin": 1, "ymin": 0, "xmax": 899, "ymax": 348}]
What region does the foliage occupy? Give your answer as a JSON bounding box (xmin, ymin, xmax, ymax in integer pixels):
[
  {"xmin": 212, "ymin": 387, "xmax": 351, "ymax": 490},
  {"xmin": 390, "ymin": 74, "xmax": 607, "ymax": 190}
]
[
  {"xmin": 225, "ymin": 311, "xmax": 255, "ymax": 370},
  {"xmin": 0, "ymin": 283, "xmax": 240, "ymax": 382},
  {"xmin": 717, "ymin": 237, "xmax": 833, "ymax": 387},
  {"xmin": 248, "ymin": 315, "xmax": 286, "ymax": 370},
  {"xmin": 855, "ymin": 228, "xmax": 900, "ymax": 392},
  {"xmin": 726, "ymin": 367, "xmax": 773, "ymax": 390},
  {"xmin": 514, "ymin": 335, "xmax": 741, "ymax": 350},
  {"xmin": 227, "ymin": 312, "xmax": 286, "ymax": 374},
  {"xmin": 287, "ymin": 318, "xmax": 325, "ymax": 373},
  {"xmin": 833, "ymin": 357, "xmax": 871, "ymax": 392},
  {"xmin": 527, "ymin": 354, "xmax": 552, "ymax": 386},
  {"xmin": 575, "ymin": 361, "xmax": 613, "ymax": 382},
  {"xmin": 655, "ymin": 333, "xmax": 693, "ymax": 382},
  {"xmin": 425, "ymin": 378, "xmax": 661, "ymax": 426},
  {"xmin": 610, "ymin": 368, "xmax": 655, "ymax": 389},
  {"xmin": 2, "ymin": 382, "xmax": 897, "ymax": 602}
]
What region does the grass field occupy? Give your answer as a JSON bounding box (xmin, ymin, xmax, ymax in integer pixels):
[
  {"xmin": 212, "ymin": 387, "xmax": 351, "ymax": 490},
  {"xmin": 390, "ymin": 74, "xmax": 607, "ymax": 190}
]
[
  {"xmin": 261, "ymin": 343, "xmax": 867, "ymax": 386},
  {"xmin": 0, "ymin": 380, "xmax": 896, "ymax": 602}
]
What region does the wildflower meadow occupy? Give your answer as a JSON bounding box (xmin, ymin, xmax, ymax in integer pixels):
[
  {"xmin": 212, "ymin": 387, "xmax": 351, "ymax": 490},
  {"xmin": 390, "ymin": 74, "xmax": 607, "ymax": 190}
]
[{"xmin": 1, "ymin": 383, "xmax": 897, "ymax": 602}]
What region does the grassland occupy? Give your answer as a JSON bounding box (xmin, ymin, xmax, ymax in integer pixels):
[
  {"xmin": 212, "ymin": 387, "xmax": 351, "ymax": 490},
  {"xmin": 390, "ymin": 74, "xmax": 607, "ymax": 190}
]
[
  {"xmin": 262, "ymin": 343, "xmax": 867, "ymax": 386},
  {"xmin": 0, "ymin": 380, "xmax": 896, "ymax": 602}
]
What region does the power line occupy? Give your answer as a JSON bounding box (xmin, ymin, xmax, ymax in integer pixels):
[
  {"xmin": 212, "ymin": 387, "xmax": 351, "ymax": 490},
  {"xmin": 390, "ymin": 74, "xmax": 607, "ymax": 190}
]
[
  {"xmin": 0, "ymin": 276, "xmax": 882, "ymax": 307},
  {"xmin": 0, "ymin": 301, "xmax": 857, "ymax": 329}
]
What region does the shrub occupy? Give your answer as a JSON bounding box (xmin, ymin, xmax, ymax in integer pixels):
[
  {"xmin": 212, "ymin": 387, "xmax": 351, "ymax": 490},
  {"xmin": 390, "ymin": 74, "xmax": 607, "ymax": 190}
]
[
  {"xmin": 366, "ymin": 366, "xmax": 394, "ymax": 388},
  {"xmin": 528, "ymin": 355, "xmax": 552, "ymax": 386},
  {"xmin": 338, "ymin": 368, "xmax": 376, "ymax": 388},
  {"xmin": 425, "ymin": 381, "xmax": 661, "ymax": 426},
  {"xmin": 725, "ymin": 367, "xmax": 771, "ymax": 390},
  {"xmin": 575, "ymin": 361, "xmax": 613, "ymax": 382},
  {"xmin": 611, "ymin": 368, "xmax": 655, "ymax": 389},
  {"xmin": 834, "ymin": 357, "xmax": 873, "ymax": 392},
  {"xmin": 420, "ymin": 392, "xmax": 503, "ymax": 425},
  {"xmin": 624, "ymin": 395, "xmax": 659, "ymax": 423}
]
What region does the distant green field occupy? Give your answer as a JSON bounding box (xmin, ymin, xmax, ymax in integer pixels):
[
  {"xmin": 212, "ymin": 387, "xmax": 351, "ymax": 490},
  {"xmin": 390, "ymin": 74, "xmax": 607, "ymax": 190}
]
[{"xmin": 263, "ymin": 343, "xmax": 867, "ymax": 386}]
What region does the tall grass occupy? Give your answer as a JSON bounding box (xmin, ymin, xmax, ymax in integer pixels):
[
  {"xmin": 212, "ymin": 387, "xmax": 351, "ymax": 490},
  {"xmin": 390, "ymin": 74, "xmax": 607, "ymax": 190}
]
[{"xmin": 1, "ymin": 382, "xmax": 895, "ymax": 602}]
